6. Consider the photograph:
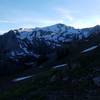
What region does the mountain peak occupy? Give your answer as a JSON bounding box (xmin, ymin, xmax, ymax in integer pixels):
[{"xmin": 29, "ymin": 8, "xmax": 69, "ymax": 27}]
[
  {"xmin": 94, "ymin": 25, "xmax": 100, "ymax": 27},
  {"xmin": 93, "ymin": 25, "xmax": 100, "ymax": 29},
  {"xmin": 53, "ymin": 23, "xmax": 67, "ymax": 27},
  {"xmin": 90, "ymin": 25, "xmax": 100, "ymax": 32}
]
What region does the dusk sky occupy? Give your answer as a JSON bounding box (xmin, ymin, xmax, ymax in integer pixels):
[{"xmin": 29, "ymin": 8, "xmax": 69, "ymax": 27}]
[{"xmin": 0, "ymin": 0, "xmax": 100, "ymax": 33}]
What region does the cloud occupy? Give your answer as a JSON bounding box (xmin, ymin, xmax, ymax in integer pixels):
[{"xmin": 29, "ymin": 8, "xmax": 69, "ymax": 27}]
[
  {"xmin": 55, "ymin": 7, "xmax": 74, "ymax": 21},
  {"xmin": 70, "ymin": 17, "xmax": 100, "ymax": 28},
  {"xmin": 0, "ymin": 20, "xmax": 15, "ymax": 23},
  {"xmin": 0, "ymin": 30, "xmax": 8, "ymax": 34},
  {"xmin": 71, "ymin": 21, "xmax": 90, "ymax": 28},
  {"xmin": 0, "ymin": 16, "xmax": 64, "ymax": 32},
  {"xmin": 21, "ymin": 19, "xmax": 64, "ymax": 28},
  {"xmin": 37, "ymin": 19, "xmax": 63, "ymax": 25},
  {"xmin": 9, "ymin": 16, "xmax": 64, "ymax": 27}
]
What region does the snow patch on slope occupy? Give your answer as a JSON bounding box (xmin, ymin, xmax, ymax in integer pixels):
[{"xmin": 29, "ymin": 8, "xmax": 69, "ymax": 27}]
[
  {"xmin": 53, "ymin": 64, "xmax": 67, "ymax": 69},
  {"xmin": 12, "ymin": 76, "xmax": 32, "ymax": 82},
  {"xmin": 81, "ymin": 45, "xmax": 98, "ymax": 53}
]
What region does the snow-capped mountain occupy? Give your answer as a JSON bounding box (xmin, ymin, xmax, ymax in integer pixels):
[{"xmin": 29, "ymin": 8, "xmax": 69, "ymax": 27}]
[
  {"xmin": 15, "ymin": 23, "xmax": 90, "ymax": 42},
  {"xmin": 0, "ymin": 23, "xmax": 100, "ymax": 65}
]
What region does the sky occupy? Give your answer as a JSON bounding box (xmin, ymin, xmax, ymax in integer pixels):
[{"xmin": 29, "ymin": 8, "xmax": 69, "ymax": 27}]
[{"xmin": 0, "ymin": 0, "xmax": 100, "ymax": 33}]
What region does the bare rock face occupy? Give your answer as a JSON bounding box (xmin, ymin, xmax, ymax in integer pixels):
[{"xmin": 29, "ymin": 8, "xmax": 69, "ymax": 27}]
[{"xmin": 0, "ymin": 30, "xmax": 19, "ymax": 53}]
